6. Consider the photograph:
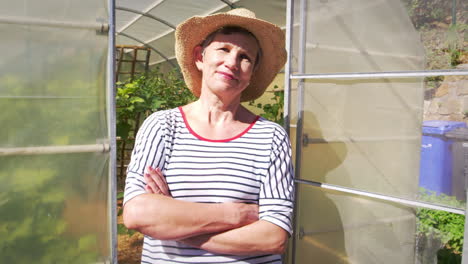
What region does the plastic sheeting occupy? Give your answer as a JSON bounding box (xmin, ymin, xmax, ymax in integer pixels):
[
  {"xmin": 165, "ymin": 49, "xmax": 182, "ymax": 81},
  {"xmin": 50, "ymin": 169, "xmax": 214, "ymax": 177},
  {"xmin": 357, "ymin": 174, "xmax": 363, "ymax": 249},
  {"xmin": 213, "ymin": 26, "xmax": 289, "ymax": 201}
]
[
  {"xmin": 290, "ymin": 78, "xmax": 424, "ymax": 263},
  {"xmin": 115, "ymin": 0, "xmax": 287, "ymax": 70},
  {"xmin": 289, "ymin": 0, "xmax": 428, "ymax": 263},
  {"xmin": 290, "ymin": 0, "xmax": 425, "ymax": 73},
  {"xmin": 0, "ymin": 0, "xmax": 111, "ymax": 263},
  {"xmin": 294, "ymin": 185, "xmax": 418, "ymax": 263}
]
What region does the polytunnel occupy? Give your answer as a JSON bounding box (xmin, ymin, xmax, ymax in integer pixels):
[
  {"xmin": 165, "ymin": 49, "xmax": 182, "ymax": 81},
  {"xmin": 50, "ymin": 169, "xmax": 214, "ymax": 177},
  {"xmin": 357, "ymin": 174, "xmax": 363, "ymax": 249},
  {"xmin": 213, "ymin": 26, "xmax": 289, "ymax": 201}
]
[{"xmin": 1, "ymin": 0, "xmax": 468, "ymax": 263}]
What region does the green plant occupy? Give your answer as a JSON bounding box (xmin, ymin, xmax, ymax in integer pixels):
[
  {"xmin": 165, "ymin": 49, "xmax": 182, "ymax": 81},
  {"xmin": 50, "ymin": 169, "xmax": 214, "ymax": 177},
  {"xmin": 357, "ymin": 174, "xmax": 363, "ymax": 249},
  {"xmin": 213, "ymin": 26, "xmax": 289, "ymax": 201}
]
[
  {"xmin": 0, "ymin": 48, "xmax": 110, "ymax": 262},
  {"xmin": 116, "ymin": 68, "xmax": 195, "ymax": 191},
  {"xmin": 402, "ymin": 0, "xmax": 454, "ymax": 29},
  {"xmin": 0, "ymin": 162, "xmax": 101, "ymax": 264},
  {"xmin": 417, "ymin": 189, "xmax": 465, "ymax": 262},
  {"xmin": 116, "ymin": 68, "xmax": 196, "ymax": 141},
  {"xmin": 116, "ymin": 192, "xmax": 135, "ymax": 236},
  {"xmin": 449, "ymin": 49, "xmax": 462, "ymax": 66},
  {"xmin": 424, "ymin": 76, "xmax": 444, "ymax": 91},
  {"xmin": 444, "ymin": 24, "xmax": 467, "ymax": 67},
  {"xmin": 249, "ymin": 87, "xmax": 284, "ymax": 125}
]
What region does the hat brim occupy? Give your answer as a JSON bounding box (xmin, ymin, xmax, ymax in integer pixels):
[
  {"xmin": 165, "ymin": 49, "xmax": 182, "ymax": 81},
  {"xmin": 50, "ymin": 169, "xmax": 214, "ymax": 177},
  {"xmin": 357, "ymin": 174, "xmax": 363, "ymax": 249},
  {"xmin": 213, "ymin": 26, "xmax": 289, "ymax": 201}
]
[{"xmin": 175, "ymin": 10, "xmax": 287, "ymax": 102}]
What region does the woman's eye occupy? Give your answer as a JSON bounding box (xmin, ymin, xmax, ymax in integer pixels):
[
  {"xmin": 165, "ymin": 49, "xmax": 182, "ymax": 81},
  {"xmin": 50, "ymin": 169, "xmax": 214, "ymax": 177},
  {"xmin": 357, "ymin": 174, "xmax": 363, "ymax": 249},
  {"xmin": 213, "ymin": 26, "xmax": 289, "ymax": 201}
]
[
  {"xmin": 240, "ymin": 54, "xmax": 252, "ymax": 62},
  {"xmin": 219, "ymin": 48, "xmax": 229, "ymax": 52}
]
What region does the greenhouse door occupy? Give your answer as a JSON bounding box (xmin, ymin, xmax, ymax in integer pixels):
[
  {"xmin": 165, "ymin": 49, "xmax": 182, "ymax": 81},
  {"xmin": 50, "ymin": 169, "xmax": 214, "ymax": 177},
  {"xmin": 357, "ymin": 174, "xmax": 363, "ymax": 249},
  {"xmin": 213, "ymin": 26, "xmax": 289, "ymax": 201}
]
[
  {"xmin": 283, "ymin": 0, "xmax": 468, "ymax": 263},
  {"xmin": 0, "ymin": 0, "xmax": 116, "ymax": 263}
]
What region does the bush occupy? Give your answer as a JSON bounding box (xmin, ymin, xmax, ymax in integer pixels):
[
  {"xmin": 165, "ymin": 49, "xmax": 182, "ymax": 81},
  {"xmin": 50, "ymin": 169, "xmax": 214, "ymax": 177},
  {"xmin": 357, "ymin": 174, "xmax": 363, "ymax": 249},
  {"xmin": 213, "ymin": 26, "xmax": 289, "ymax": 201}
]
[
  {"xmin": 116, "ymin": 68, "xmax": 195, "ymax": 141},
  {"xmin": 416, "ymin": 189, "xmax": 465, "ymax": 263},
  {"xmin": 115, "ymin": 69, "xmax": 195, "ymax": 189},
  {"xmin": 402, "ymin": 0, "xmax": 455, "ymax": 29},
  {"xmin": 249, "ymin": 88, "xmax": 284, "ymax": 125}
]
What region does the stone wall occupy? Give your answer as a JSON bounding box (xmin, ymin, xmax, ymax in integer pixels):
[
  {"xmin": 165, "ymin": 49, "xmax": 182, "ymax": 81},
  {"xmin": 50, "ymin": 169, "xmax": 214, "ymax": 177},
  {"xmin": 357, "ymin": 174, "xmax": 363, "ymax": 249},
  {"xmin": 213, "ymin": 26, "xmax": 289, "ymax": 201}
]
[{"xmin": 424, "ymin": 64, "xmax": 468, "ymax": 122}]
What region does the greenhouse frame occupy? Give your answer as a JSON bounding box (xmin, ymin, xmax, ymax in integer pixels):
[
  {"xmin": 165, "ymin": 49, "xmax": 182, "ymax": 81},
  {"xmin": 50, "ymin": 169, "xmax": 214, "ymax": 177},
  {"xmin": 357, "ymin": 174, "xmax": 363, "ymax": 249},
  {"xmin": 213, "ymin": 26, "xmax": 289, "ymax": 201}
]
[{"xmin": 1, "ymin": 0, "xmax": 468, "ymax": 263}]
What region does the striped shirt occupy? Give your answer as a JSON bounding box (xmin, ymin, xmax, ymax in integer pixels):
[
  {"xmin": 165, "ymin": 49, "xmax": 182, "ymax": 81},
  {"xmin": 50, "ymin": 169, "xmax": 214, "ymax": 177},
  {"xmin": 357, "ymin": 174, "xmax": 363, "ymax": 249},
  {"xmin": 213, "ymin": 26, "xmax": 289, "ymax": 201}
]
[{"xmin": 124, "ymin": 107, "xmax": 295, "ymax": 264}]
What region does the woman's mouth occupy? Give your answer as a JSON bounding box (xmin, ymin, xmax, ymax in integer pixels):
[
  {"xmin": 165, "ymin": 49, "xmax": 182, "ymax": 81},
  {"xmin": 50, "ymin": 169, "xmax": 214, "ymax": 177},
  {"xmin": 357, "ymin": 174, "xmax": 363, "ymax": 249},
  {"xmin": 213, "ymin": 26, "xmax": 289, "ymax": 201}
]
[{"xmin": 217, "ymin": 71, "xmax": 236, "ymax": 80}]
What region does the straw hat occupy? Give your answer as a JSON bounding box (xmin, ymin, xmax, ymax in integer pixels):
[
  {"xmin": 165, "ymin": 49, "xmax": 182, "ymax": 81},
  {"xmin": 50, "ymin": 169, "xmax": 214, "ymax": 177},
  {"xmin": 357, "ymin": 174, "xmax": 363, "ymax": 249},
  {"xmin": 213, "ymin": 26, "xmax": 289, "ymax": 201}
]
[{"xmin": 175, "ymin": 8, "xmax": 286, "ymax": 102}]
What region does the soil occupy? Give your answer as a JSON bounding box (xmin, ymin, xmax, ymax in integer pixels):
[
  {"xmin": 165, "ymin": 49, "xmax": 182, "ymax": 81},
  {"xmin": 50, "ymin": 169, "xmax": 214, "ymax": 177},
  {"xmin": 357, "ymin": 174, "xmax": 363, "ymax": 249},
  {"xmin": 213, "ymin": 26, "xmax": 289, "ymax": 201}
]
[
  {"xmin": 117, "ymin": 199, "xmax": 144, "ymax": 264},
  {"xmin": 118, "ymin": 232, "xmax": 144, "ymax": 264}
]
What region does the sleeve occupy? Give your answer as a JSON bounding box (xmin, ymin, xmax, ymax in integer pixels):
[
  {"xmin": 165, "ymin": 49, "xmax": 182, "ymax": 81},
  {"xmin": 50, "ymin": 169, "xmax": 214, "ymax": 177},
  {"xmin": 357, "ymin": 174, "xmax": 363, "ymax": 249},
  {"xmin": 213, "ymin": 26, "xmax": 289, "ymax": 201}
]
[
  {"xmin": 259, "ymin": 127, "xmax": 295, "ymax": 235},
  {"xmin": 123, "ymin": 112, "xmax": 167, "ymax": 205}
]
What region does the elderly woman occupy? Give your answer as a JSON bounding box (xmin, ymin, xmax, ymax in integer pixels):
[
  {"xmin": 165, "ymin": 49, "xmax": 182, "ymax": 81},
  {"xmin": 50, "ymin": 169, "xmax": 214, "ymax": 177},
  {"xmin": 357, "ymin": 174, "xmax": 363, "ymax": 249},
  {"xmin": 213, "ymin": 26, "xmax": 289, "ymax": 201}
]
[{"xmin": 123, "ymin": 8, "xmax": 294, "ymax": 264}]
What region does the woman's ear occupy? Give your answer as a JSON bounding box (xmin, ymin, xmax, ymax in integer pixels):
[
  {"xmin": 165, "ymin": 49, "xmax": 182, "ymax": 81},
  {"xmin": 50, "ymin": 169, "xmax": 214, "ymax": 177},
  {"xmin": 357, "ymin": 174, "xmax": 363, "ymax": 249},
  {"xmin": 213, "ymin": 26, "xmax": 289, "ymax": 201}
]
[{"xmin": 193, "ymin": 46, "xmax": 203, "ymax": 71}]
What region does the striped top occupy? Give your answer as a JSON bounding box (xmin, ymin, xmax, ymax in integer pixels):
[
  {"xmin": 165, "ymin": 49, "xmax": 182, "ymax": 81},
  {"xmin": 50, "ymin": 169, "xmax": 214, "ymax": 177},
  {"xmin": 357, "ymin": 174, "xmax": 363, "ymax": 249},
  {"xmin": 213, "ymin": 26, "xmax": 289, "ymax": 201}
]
[{"xmin": 124, "ymin": 107, "xmax": 295, "ymax": 264}]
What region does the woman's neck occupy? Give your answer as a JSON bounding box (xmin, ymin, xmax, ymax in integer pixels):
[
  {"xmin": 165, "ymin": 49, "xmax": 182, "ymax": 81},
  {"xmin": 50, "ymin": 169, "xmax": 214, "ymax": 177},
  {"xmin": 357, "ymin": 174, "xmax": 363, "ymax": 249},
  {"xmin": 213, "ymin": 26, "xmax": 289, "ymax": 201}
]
[
  {"xmin": 192, "ymin": 93, "xmax": 244, "ymax": 124},
  {"xmin": 180, "ymin": 95, "xmax": 257, "ymax": 140}
]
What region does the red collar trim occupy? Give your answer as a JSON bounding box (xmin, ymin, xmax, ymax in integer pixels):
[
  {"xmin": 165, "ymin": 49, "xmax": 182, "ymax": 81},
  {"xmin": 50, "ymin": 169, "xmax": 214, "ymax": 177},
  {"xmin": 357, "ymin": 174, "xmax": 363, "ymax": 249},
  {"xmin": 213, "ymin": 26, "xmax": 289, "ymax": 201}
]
[{"xmin": 178, "ymin": 106, "xmax": 260, "ymax": 142}]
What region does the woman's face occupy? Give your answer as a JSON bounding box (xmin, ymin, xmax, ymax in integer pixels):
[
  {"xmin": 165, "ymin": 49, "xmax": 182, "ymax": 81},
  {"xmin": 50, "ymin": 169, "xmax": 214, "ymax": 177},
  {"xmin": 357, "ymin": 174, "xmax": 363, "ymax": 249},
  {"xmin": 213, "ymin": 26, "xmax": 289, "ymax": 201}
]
[{"xmin": 195, "ymin": 32, "xmax": 259, "ymax": 101}]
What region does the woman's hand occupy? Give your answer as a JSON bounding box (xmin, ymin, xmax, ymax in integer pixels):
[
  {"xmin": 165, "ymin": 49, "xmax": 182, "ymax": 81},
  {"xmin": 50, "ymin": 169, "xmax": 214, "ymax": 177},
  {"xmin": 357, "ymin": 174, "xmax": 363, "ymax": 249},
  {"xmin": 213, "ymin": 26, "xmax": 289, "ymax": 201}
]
[
  {"xmin": 144, "ymin": 166, "xmax": 171, "ymax": 197},
  {"xmin": 178, "ymin": 220, "xmax": 288, "ymax": 255},
  {"xmin": 125, "ymin": 165, "xmax": 262, "ymax": 242}
]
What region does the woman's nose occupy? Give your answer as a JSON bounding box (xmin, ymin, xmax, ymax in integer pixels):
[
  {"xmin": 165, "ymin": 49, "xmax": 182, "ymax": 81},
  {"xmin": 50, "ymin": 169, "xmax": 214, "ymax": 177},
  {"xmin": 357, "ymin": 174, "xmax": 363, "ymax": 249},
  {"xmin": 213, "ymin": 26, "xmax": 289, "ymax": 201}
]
[{"xmin": 224, "ymin": 54, "xmax": 238, "ymax": 70}]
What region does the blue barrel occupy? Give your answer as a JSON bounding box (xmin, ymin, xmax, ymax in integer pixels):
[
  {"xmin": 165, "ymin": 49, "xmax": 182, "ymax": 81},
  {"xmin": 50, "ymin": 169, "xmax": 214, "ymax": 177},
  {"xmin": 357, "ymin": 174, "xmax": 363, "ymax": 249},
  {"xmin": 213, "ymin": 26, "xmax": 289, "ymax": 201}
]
[{"xmin": 419, "ymin": 120, "xmax": 467, "ymax": 195}]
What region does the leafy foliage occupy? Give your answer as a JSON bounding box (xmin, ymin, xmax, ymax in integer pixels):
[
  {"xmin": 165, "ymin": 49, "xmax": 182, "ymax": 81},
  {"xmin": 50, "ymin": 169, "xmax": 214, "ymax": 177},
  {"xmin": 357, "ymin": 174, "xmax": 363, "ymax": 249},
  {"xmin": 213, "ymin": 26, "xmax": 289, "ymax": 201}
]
[
  {"xmin": 249, "ymin": 88, "xmax": 284, "ymax": 125},
  {"xmin": 115, "ymin": 69, "xmax": 195, "ymax": 235},
  {"xmin": 417, "ymin": 189, "xmax": 465, "ymax": 261},
  {"xmin": 115, "ymin": 68, "xmax": 195, "ymax": 191},
  {"xmin": 402, "ymin": 0, "xmax": 456, "ymax": 29},
  {"xmin": 445, "ymin": 24, "xmax": 468, "ymax": 67},
  {"xmin": 0, "ymin": 155, "xmax": 108, "ymax": 263},
  {"xmin": 401, "ymin": 0, "xmax": 467, "ymax": 74},
  {"xmin": 0, "ymin": 40, "xmax": 109, "ymax": 262},
  {"xmin": 117, "ymin": 191, "xmax": 135, "ymax": 236},
  {"xmin": 116, "ymin": 68, "xmax": 196, "ymax": 141}
]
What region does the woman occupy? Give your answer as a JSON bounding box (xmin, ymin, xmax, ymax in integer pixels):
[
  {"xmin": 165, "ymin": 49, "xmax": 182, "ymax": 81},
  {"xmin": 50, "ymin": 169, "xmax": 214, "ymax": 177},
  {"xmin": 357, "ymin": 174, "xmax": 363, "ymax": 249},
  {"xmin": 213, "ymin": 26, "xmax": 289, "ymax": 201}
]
[{"xmin": 123, "ymin": 8, "xmax": 294, "ymax": 264}]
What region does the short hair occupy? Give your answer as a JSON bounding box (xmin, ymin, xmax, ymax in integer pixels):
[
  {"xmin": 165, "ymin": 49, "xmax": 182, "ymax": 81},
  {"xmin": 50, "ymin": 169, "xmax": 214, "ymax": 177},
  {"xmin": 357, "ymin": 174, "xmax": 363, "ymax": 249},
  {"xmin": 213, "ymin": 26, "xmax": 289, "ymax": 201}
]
[{"xmin": 200, "ymin": 26, "xmax": 262, "ymax": 69}]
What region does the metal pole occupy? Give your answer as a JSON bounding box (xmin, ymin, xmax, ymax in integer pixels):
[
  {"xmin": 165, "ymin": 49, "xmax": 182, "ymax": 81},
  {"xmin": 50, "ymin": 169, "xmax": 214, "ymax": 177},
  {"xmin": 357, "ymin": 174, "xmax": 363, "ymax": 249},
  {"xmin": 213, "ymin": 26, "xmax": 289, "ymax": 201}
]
[
  {"xmin": 219, "ymin": 0, "xmax": 236, "ymax": 9},
  {"xmin": 284, "ymin": 0, "xmax": 293, "ymax": 135},
  {"xmin": 117, "ymin": 32, "xmax": 178, "ymax": 69},
  {"xmin": 0, "ymin": 144, "xmax": 110, "ymax": 156},
  {"xmin": 290, "ymin": 69, "xmax": 468, "ymax": 80},
  {"xmin": 295, "ymin": 179, "xmax": 465, "ymax": 215},
  {"xmin": 115, "ymin": 6, "xmax": 176, "ymax": 29},
  {"xmin": 452, "ymin": 0, "xmax": 456, "ymax": 25},
  {"xmin": 461, "ymin": 136, "xmax": 468, "ymax": 263},
  {"xmin": 107, "ymin": 0, "xmax": 118, "ymax": 262},
  {"xmin": 284, "ymin": 1, "xmax": 296, "ymax": 262},
  {"xmin": 291, "ymin": 0, "xmax": 307, "ymax": 263},
  {"xmin": 463, "ymin": 147, "xmax": 468, "ymax": 263},
  {"xmin": 0, "ymin": 15, "xmax": 107, "ymax": 31}
]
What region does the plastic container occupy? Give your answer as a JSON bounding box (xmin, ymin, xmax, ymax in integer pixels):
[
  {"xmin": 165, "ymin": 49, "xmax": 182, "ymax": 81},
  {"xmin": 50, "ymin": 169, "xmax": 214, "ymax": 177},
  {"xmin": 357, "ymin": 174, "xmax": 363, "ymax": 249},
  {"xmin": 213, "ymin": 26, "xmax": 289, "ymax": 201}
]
[
  {"xmin": 445, "ymin": 127, "xmax": 468, "ymax": 201},
  {"xmin": 419, "ymin": 120, "xmax": 467, "ymax": 195}
]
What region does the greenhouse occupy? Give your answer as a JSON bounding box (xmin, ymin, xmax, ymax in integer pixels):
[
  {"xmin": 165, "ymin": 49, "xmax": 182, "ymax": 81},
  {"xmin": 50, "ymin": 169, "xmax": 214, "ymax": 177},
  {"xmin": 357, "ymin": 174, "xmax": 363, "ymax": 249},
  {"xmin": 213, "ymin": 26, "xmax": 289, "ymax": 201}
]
[{"xmin": 1, "ymin": 0, "xmax": 467, "ymax": 263}]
